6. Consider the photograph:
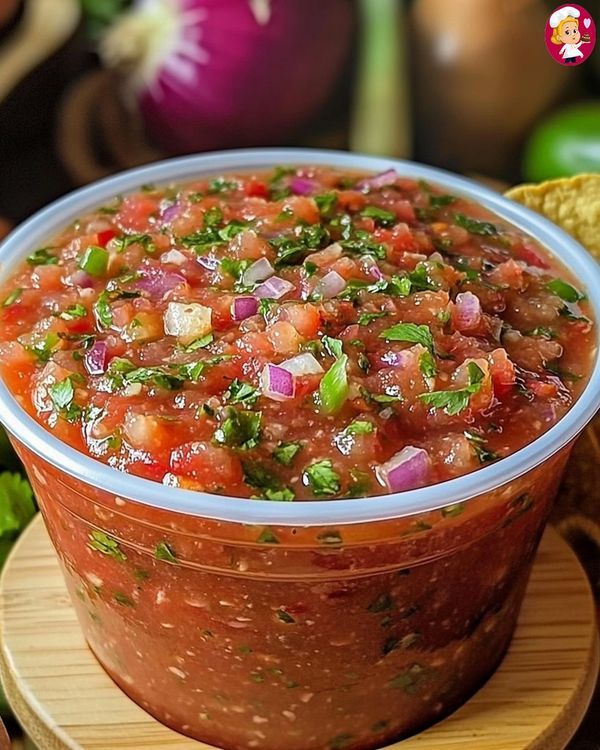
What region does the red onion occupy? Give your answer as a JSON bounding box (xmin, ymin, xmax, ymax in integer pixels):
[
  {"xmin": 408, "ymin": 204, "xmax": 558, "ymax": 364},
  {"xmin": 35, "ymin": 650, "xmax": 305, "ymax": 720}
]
[
  {"xmin": 314, "ymin": 270, "xmax": 346, "ymax": 299},
  {"xmin": 160, "ymin": 249, "xmax": 188, "ymax": 266},
  {"xmin": 159, "ymin": 201, "xmax": 181, "ymax": 225},
  {"xmin": 69, "ymin": 270, "xmax": 95, "ymax": 289},
  {"xmin": 289, "ymin": 176, "xmax": 314, "ymax": 196},
  {"xmin": 101, "ymin": 0, "xmax": 353, "ymax": 155},
  {"xmin": 356, "ymin": 169, "xmax": 398, "ymax": 192},
  {"xmin": 197, "ymin": 254, "xmax": 220, "ymax": 270},
  {"xmin": 243, "ymin": 257, "xmax": 275, "ymax": 286},
  {"xmin": 361, "ymin": 256, "xmax": 383, "ymax": 281},
  {"xmin": 280, "ymin": 352, "xmax": 324, "ymax": 376},
  {"xmin": 134, "ymin": 265, "xmax": 186, "ymax": 298},
  {"xmin": 254, "ymin": 276, "xmax": 294, "ymax": 299},
  {"xmin": 260, "ymin": 362, "xmax": 295, "ymax": 401},
  {"xmin": 84, "ymin": 341, "xmax": 109, "ymax": 375},
  {"xmin": 231, "ymin": 295, "xmax": 259, "ymax": 321},
  {"xmin": 454, "ymin": 291, "xmax": 482, "ymax": 331},
  {"xmin": 376, "ymin": 446, "xmax": 431, "ymax": 492},
  {"xmin": 380, "ymin": 349, "xmax": 412, "ymax": 368}
]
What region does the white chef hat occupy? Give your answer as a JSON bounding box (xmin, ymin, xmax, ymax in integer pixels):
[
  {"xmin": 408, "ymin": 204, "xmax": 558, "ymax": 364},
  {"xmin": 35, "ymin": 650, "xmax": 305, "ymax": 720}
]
[{"xmin": 549, "ymin": 6, "xmax": 581, "ymax": 28}]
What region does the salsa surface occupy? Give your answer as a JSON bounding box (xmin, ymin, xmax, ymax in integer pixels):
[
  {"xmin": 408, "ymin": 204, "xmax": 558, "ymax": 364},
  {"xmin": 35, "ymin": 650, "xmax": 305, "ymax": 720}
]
[{"xmin": 0, "ymin": 166, "xmax": 595, "ymax": 500}]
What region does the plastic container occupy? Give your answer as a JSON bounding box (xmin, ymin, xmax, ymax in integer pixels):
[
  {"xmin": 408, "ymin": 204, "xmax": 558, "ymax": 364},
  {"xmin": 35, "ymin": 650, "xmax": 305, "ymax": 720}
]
[{"xmin": 1, "ymin": 150, "xmax": 600, "ymax": 750}]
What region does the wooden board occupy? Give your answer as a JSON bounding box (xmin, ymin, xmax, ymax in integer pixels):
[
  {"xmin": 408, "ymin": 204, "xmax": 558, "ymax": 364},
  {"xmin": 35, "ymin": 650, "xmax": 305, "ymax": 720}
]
[{"xmin": 0, "ymin": 516, "xmax": 597, "ymax": 750}]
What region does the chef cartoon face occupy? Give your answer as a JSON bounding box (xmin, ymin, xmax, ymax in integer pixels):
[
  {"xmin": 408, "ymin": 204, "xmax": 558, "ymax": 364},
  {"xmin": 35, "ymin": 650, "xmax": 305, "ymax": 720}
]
[{"xmin": 552, "ymin": 16, "xmax": 581, "ymax": 44}]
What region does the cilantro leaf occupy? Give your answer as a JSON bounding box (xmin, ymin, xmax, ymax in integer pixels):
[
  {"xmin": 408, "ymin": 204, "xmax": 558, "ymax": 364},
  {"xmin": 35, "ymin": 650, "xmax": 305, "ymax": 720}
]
[
  {"xmin": 454, "ymin": 213, "xmax": 498, "ymax": 236},
  {"xmin": 214, "ymin": 408, "xmax": 262, "ymax": 450},
  {"xmin": 58, "ymin": 303, "xmax": 87, "ymax": 320},
  {"xmin": 314, "ymin": 192, "xmax": 338, "ymax": 216},
  {"xmin": 379, "ymin": 322, "xmax": 434, "ymax": 352},
  {"xmin": 546, "ymin": 278, "xmax": 586, "ymax": 303},
  {"xmin": 155, "ymin": 541, "xmax": 178, "ymax": 563},
  {"xmin": 88, "ymin": 530, "xmax": 126, "ymax": 561},
  {"xmin": 463, "ymin": 430, "xmax": 499, "ymax": 463},
  {"xmin": 224, "ymin": 379, "xmax": 260, "ymax": 407},
  {"xmin": 272, "ymin": 441, "xmax": 303, "ymax": 466},
  {"xmin": 344, "ymin": 420, "xmax": 374, "ymax": 436},
  {"xmin": 361, "ymin": 205, "xmax": 396, "ymax": 227},
  {"xmin": 2, "ymin": 288, "xmax": 22, "ymax": 307},
  {"xmin": 27, "ymin": 247, "xmax": 58, "ymax": 266},
  {"xmin": 418, "ymin": 350, "xmax": 437, "ymax": 378},
  {"xmin": 419, "ymin": 362, "xmax": 485, "ymax": 415},
  {"xmin": 358, "ymin": 310, "xmax": 388, "ymax": 326},
  {"xmin": 303, "ymin": 459, "xmax": 341, "ymax": 497},
  {"xmin": 242, "ymin": 460, "xmax": 294, "ymax": 500}
]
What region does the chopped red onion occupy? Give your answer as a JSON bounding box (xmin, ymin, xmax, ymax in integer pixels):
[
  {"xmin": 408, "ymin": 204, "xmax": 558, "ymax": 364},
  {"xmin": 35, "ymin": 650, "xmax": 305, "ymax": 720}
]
[
  {"xmin": 70, "ymin": 270, "xmax": 95, "ymax": 289},
  {"xmin": 243, "ymin": 257, "xmax": 275, "ymax": 286},
  {"xmin": 260, "ymin": 363, "xmax": 296, "ymax": 401},
  {"xmin": 254, "ymin": 276, "xmax": 295, "ymax": 299},
  {"xmin": 160, "ymin": 249, "xmax": 187, "ymax": 266},
  {"xmin": 197, "ymin": 255, "xmax": 220, "ymax": 271},
  {"xmin": 231, "ymin": 296, "xmax": 259, "ymax": 321},
  {"xmin": 315, "ymin": 270, "xmax": 346, "ymax": 299},
  {"xmin": 381, "ymin": 349, "xmax": 412, "ymax": 368},
  {"xmin": 159, "ymin": 201, "xmax": 181, "ymax": 225},
  {"xmin": 134, "ymin": 265, "xmax": 186, "ymax": 298},
  {"xmin": 356, "ymin": 169, "xmax": 398, "ymax": 191},
  {"xmin": 376, "ymin": 446, "xmax": 431, "ymax": 492},
  {"xmin": 280, "ymin": 352, "xmax": 324, "ymax": 376},
  {"xmin": 454, "ymin": 291, "xmax": 482, "ymax": 331},
  {"xmin": 84, "ymin": 341, "xmax": 109, "ymax": 376},
  {"xmin": 290, "ymin": 176, "xmax": 314, "ymax": 196},
  {"xmin": 362, "ymin": 255, "xmax": 383, "ymax": 281}
]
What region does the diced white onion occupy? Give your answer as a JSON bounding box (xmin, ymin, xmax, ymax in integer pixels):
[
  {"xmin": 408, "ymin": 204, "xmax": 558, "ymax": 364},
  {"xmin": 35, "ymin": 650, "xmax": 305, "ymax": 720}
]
[{"xmin": 163, "ymin": 301, "xmax": 212, "ymax": 344}]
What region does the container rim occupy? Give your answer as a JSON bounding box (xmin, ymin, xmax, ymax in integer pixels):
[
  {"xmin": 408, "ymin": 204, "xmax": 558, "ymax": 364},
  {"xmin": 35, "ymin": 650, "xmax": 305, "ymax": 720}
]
[{"xmin": 0, "ymin": 148, "xmax": 599, "ymax": 526}]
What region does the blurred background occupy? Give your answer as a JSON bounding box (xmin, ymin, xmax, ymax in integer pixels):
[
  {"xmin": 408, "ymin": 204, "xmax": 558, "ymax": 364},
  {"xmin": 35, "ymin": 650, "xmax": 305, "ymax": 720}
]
[
  {"xmin": 0, "ymin": 0, "xmax": 599, "ymax": 747},
  {"xmin": 0, "ymin": 0, "xmax": 599, "ymax": 232}
]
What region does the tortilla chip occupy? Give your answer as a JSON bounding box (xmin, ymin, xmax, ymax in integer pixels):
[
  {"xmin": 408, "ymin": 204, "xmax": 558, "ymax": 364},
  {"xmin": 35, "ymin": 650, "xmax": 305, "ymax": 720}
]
[{"xmin": 505, "ymin": 174, "xmax": 600, "ymax": 259}]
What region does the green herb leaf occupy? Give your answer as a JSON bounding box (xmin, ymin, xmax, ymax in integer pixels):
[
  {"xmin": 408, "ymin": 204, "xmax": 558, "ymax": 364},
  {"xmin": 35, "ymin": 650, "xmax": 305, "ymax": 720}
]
[
  {"xmin": 2, "ymin": 288, "xmax": 22, "ymax": 307},
  {"xmin": 58, "ymin": 304, "xmax": 87, "ymax": 320},
  {"xmin": 379, "ymin": 322, "xmax": 434, "ymax": 352},
  {"xmin": 546, "ymin": 278, "xmax": 586, "ymax": 303},
  {"xmin": 361, "ymin": 205, "xmax": 396, "ymax": 227},
  {"xmin": 344, "ymin": 420, "xmax": 374, "ymax": 436},
  {"xmin": 429, "ymin": 193, "xmax": 457, "ymax": 209},
  {"xmin": 183, "ymin": 334, "xmax": 214, "ymax": 352},
  {"xmin": 224, "ymin": 379, "xmax": 260, "ymax": 407},
  {"xmin": 27, "ymin": 247, "xmax": 58, "ymax": 266},
  {"xmin": 78, "ymin": 245, "xmax": 109, "ymax": 277},
  {"xmin": 220, "ymin": 257, "xmax": 251, "ymax": 283},
  {"xmin": 358, "ymin": 310, "xmax": 388, "ymax": 326},
  {"xmin": 463, "ymin": 430, "xmax": 499, "ymax": 463},
  {"xmin": 454, "ymin": 213, "xmax": 498, "ymax": 236},
  {"xmin": 208, "ymin": 177, "xmax": 238, "ymax": 194},
  {"xmin": 419, "ymin": 361, "xmax": 485, "ymax": 415},
  {"xmin": 314, "ymin": 192, "xmax": 338, "ymax": 215},
  {"xmin": 257, "ymin": 528, "xmax": 280, "ymax": 544},
  {"xmin": 273, "ymin": 441, "xmax": 303, "ymax": 466},
  {"xmin": 303, "ymin": 459, "xmax": 341, "ymax": 497},
  {"xmin": 321, "ymin": 335, "xmax": 343, "ymax": 358},
  {"xmin": 276, "ymin": 608, "xmax": 296, "ymax": 624},
  {"xmin": 94, "ymin": 291, "xmax": 113, "ymax": 328},
  {"xmin": 214, "ymin": 408, "xmax": 262, "ymax": 450},
  {"xmin": 88, "ymin": 530, "xmax": 126, "ymax": 561},
  {"xmin": 155, "ymin": 541, "xmax": 177, "ymax": 563},
  {"xmin": 317, "ymin": 529, "xmax": 343, "ymax": 545},
  {"xmin": 418, "ymin": 350, "xmax": 437, "ymax": 379},
  {"xmin": 406, "ymin": 264, "xmax": 438, "ymax": 291},
  {"xmin": 48, "ymin": 376, "xmax": 82, "ymax": 422}
]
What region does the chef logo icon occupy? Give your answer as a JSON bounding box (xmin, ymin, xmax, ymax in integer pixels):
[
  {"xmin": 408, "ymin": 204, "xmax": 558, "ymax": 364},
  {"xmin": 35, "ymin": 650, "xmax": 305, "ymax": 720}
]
[{"xmin": 545, "ymin": 4, "xmax": 596, "ymax": 65}]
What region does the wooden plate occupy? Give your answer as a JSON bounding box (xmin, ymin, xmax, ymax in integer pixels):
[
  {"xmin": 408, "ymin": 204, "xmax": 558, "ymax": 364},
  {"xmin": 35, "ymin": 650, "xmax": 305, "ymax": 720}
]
[{"xmin": 0, "ymin": 516, "xmax": 597, "ymax": 750}]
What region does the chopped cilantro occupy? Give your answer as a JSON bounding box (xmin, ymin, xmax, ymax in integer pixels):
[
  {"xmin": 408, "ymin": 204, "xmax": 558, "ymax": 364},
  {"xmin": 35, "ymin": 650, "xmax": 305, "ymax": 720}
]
[
  {"xmin": 418, "ymin": 350, "xmax": 437, "ymax": 378},
  {"xmin": 546, "ymin": 278, "xmax": 586, "ymax": 303},
  {"xmin": 429, "ymin": 193, "xmax": 457, "ymax": 208},
  {"xmin": 344, "ymin": 420, "xmax": 374, "ymax": 436},
  {"xmin": 208, "ymin": 177, "xmax": 238, "ymax": 194},
  {"xmin": 276, "ymin": 609, "xmax": 296, "ymax": 624},
  {"xmin": 527, "ymin": 326, "xmax": 557, "ymax": 340},
  {"xmin": 183, "ymin": 333, "xmax": 214, "ymax": 352},
  {"xmin": 407, "ymin": 264, "xmax": 438, "ymax": 291},
  {"xmin": 58, "ymin": 303, "xmax": 87, "ymax": 320},
  {"xmin": 368, "ymin": 593, "xmax": 392, "ymax": 613},
  {"xmin": 94, "ymin": 291, "xmax": 114, "ymax": 328},
  {"xmin": 214, "ymin": 408, "xmax": 261, "ymax": 450},
  {"xmin": 361, "ymin": 205, "xmax": 396, "ymax": 227},
  {"xmin": 48, "ymin": 376, "xmax": 82, "ymax": 422},
  {"xmin": 114, "ymin": 592, "xmax": 134, "ymax": 607},
  {"xmin": 88, "ymin": 530, "xmax": 126, "ymax": 561},
  {"xmin": 454, "ymin": 213, "xmax": 498, "ymax": 236},
  {"xmin": 27, "ymin": 247, "xmax": 58, "ymax": 266},
  {"xmin": 379, "ymin": 322, "xmax": 434, "ymax": 352},
  {"xmin": 464, "ymin": 430, "xmax": 499, "ymax": 463},
  {"xmin": 224, "ymin": 379, "xmax": 260, "ymax": 407},
  {"xmin": 272, "ymin": 441, "xmax": 303, "ymax": 466},
  {"xmin": 317, "ymin": 530, "xmax": 343, "ymax": 545},
  {"xmin": 242, "ymin": 460, "xmax": 294, "ymax": 500},
  {"xmin": 2, "ymin": 288, "xmax": 22, "ymax": 307},
  {"xmin": 155, "ymin": 541, "xmax": 177, "ymax": 563},
  {"xmin": 419, "ymin": 361, "xmax": 485, "ymax": 415},
  {"xmin": 257, "ymin": 528, "xmax": 280, "ymax": 544},
  {"xmin": 358, "ymin": 310, "xmax": 388, "ymax": 326},
  {"xmin": 303, "ymin": 459, "xmax": 341, "ymax": 497},
  {"xmin": 314, "ymin": 192, "xmax": 338, "ymax": 215}
]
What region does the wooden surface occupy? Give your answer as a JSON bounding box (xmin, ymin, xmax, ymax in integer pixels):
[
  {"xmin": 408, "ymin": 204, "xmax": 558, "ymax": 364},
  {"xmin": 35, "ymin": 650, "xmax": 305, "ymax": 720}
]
[{"xmin": 0, "ymin": 517, "xmax": 597, "ymax": 750}]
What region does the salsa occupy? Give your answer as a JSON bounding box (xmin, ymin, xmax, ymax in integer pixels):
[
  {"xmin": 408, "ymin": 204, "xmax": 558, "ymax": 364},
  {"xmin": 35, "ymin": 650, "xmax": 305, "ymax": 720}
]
[
  {"xmin": 0, "ymin": 167, "xmax": 595, "ymax": 500},
  {"xmin": 0, "ymin": 165, "xmax": 596, "ymax": 750}
]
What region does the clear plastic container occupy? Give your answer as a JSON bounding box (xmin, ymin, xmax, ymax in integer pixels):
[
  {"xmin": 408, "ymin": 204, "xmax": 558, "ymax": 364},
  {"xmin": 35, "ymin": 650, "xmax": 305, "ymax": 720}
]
[{"xmin": 1, "ymin": 150, "xmax": 600, "ymax": 750}]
